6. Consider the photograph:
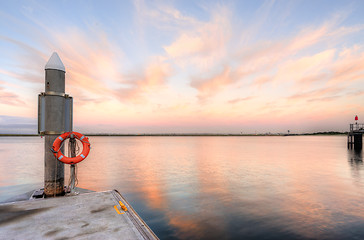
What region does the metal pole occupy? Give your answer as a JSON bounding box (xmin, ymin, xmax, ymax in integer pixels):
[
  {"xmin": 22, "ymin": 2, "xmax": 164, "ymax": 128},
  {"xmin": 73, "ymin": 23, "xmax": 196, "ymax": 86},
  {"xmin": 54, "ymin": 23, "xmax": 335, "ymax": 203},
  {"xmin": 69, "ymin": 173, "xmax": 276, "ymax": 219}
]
[
  {"xmin": 44, "ymin": 52, "xmax": 66, "ymax": 197},
  {"xmin": 69, "ymin": 134, "xmax": 76, "ymax": 194}
]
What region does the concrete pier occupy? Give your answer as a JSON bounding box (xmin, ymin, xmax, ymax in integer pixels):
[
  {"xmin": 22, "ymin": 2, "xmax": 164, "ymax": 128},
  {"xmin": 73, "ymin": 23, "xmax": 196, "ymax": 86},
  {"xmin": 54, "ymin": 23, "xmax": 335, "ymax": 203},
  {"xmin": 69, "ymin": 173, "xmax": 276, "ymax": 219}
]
[
  {"xmin": 0, "ymin": 190, "xmax": 158, "ymax": 239},
  {"xmin": 4, "ymin": 53, "xmax": 159, "ymax": 239}
]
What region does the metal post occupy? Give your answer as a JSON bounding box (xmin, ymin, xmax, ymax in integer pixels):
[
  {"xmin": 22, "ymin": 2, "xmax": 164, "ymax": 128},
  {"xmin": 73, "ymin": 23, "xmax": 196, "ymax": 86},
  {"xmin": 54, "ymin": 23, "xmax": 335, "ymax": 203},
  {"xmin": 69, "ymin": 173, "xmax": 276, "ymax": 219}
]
[
  {"xmin": 69, "ymin": 134, "xmax": 77, "ymax": 194},
  {"xmin": 354, "ymin": 134, "xmax": 363, "ymax": 150},
  {"xmin": 43, "ymin": 52, "xmax": 66, "ymax": 197}
]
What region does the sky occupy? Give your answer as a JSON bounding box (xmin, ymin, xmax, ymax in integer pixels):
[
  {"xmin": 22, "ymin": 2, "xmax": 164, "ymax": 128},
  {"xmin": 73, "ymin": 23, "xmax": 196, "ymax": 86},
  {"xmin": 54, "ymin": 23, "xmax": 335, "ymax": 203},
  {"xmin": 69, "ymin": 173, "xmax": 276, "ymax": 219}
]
[{"xmin": 1, "ymin": 0, "xmax": 364, "ymax": 134}]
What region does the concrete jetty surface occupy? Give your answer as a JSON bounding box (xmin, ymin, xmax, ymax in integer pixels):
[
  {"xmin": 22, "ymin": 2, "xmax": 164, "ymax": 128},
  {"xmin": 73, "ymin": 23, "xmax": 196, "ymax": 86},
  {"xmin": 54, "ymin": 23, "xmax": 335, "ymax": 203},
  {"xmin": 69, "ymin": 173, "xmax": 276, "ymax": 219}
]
[{"xmin": 0, "ymin": 190, "xmax": 158, "ymax": 239}]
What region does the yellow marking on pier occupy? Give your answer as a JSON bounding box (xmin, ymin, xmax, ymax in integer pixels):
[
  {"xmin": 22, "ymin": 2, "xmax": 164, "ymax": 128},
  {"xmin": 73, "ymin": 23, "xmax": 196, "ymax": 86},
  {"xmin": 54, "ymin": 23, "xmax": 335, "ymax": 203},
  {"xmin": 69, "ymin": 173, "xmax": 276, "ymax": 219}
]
[
  {"xmin": 114, "ymin": 205, "xmax": 124, "ymax": 214},
  {"xmin": 119, "ymin": 201, "xmax": 128, "ymax": 211}
]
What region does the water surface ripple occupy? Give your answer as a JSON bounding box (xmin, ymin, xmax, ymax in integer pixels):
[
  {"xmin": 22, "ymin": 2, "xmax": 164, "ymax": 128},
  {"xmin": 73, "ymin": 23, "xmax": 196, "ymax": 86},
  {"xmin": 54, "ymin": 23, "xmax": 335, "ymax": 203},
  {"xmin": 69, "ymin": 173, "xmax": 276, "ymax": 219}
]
[{"xmin": 1, "ymin": 136, "xmax": 364, "ymax": 239}]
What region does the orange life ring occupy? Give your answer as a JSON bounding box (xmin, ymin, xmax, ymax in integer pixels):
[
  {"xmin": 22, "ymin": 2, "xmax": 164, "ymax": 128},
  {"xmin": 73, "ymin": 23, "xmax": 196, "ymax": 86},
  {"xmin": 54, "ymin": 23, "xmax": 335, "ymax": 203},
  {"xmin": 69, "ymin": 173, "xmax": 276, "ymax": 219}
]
[{"xmin": 52, "ymin": 132, "xmax": 90, "ymax": 164}]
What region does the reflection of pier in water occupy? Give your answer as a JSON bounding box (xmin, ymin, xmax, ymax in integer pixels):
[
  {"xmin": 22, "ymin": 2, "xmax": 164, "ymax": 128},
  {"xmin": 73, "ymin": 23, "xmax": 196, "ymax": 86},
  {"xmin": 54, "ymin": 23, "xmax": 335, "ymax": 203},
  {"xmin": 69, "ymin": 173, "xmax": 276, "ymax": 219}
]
[
  {"xmin": 348, "ymin": 149, "xmax": 364, "ymax": 182},
  {"xmin": 347, "ymin": 124, "xmax": 364, "ymax": 150}
]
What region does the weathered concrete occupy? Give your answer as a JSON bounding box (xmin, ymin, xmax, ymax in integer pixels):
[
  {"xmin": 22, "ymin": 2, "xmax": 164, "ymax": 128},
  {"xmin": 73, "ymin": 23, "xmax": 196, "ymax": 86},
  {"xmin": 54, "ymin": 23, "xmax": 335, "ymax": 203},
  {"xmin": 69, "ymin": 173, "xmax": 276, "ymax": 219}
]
[
  {"xmin": 0, "ymin": 187, "xmax": 93, "ymax": 204},
  {"xmin": 0, "ymin": 190, "xmax": 158, "ymax": 240}
]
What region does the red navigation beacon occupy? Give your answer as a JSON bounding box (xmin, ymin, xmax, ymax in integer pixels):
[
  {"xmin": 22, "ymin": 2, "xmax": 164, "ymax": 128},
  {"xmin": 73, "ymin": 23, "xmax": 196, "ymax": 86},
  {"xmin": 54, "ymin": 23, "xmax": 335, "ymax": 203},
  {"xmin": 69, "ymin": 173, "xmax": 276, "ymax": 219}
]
[{"xmin": 355, "ymin": 115, "xmax": 358, "ymax": 121}]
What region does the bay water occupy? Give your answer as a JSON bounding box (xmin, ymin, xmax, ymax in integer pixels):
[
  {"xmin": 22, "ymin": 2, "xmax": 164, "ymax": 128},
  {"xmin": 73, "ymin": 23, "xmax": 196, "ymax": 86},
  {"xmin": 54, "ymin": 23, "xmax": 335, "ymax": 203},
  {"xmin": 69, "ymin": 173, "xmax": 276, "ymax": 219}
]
[{"xmin": 1, "ymin": 136, "xmax": 364, "ymax": 239}]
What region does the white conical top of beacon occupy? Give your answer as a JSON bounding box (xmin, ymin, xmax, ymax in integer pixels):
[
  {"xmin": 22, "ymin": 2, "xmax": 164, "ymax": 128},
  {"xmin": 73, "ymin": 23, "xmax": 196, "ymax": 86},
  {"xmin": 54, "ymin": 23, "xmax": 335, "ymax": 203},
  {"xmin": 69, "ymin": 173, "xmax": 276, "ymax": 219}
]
[{"xmin": 45, "ymin": 52, "xmax": 65, "ymax": 72}]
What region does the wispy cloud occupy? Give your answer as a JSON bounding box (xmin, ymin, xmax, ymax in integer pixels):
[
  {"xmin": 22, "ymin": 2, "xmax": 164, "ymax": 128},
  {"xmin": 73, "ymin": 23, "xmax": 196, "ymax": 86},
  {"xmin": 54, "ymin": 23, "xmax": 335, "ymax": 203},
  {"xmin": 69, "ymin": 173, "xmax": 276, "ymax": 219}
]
[
  {"xmin": 1, "ymin": 1, "xmax": 364, "ymax": 133},
  {"xmin": 133, "ymin": 0, "xmax": 198, "ymax": 30},
  {"xmin": 286, "ymin": 87, "xmax": 343, "ymax": 102},
  {"xmin": 0, "ymin": 87, "xmax": 25, "ymax": 105},
  {"xmin": 298, "ymin": 73, "xmax": 328, "ymax": 85},
  {"xmin": 163, "ymin": 4, "xmax": 232, "ymax": 69},
  {"xmin": 186, "ymin": 10, "xmax": 364, "ymax": 101},
  {"xmin": 330, "ymin": 45, "xmax": 364, "ymax": 84},
  {"xmin": 0, "ymin": 115, "xmax": 36, "ymax": 133},
  {"xmin": 190, "ymin": 66, "xmax": 238, "ymax": 100},
  {"xmin": 115, "ymin": 60, "xmax": 172, "ymax": 102},
  {"xmin": 227, "ymin": 96, "xmax": 254, "ymax": 104},
  {"xmin": 251, "ymin": 76, "xmax": 271, "ymax": 88}
]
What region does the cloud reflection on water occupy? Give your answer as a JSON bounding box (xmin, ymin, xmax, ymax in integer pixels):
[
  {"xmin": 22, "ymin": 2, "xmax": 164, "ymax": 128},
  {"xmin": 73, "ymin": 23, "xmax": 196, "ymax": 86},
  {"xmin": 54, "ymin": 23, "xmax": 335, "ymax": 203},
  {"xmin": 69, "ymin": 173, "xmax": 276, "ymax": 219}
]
[
  {"xmin": 75, "ymin": 137, "xmax": 364, "ymax": 239},
  {"xmin": 3, "ymin": 136, "xmax": 364, "ymax": 239}
]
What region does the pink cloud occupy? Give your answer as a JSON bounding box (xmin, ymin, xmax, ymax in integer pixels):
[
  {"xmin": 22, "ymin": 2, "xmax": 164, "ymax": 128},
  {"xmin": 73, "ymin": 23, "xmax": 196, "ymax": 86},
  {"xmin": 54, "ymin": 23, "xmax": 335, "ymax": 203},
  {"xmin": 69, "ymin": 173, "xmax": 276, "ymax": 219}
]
[
  {"xmin": 163, "ymin": 5, "xmax": 231, "ymax": 69},
  {"xmin": 330, "ymin": 46, "xmax": 364, "ymax": 83},
  {"xmin": 286, "ymin": 87, "xmax": 343, "ymax": 102},
  {"xmin": 298, "ymin": 73, "xmax": 328, "ymax": 85},
  {"xmin": 188, "ymin": 12, "xmax": 361, "ymax": 100},
  {"xmin": 164, "ymin": 34, "xmax": 205, "ymax": 58},
  {"xmin": 307, "ymin": 95, "xmax": 342, "ymax": 102},
  {"xmin": 0, "ymin": 87, "xmax": 26, "ymax": 105},
  {"xmin": 236, "ymin": 15, "xmax": 362, "ymax": 78},
  {"xmin": 277, "ymin": 49, "xmax": 335, "ymax": 78},
  {"xmin": 1, "ymin": 16, "xmax": 176, "ymax": 115},
  {"xmin": 43, "ymin": 27, "xmax": 174, "ymax": 105},
  {"xmin": 251, "ymin": 76, "xmax": 271, "ymax": 88},
  {"xmin": 115, "ymin": 61, "xmax": 172, "ymax": 102},
  {"xmin": 1, "ymin": 2, "xmax": 364, "ymax": 134},
  {"xmin": 190, "ymin": 66, "xmax": 238, "ymax": 100},
  {"xmin": 227, "ymin": 96, "xmax": 254, "ymax": 104}
]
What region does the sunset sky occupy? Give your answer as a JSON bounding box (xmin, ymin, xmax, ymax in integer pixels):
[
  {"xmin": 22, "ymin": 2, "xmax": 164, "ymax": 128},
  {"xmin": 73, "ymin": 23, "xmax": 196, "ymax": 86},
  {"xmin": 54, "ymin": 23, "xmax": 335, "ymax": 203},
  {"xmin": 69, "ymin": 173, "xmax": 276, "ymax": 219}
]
[{"xmin": 1, "ymin": 0, "xmax": 364, "ymax": 134}]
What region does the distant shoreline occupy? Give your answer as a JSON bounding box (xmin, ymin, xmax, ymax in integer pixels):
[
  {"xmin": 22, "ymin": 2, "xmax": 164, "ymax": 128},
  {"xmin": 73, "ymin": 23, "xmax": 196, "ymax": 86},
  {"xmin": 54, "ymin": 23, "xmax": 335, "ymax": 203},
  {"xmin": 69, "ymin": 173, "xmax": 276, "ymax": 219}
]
[{"xmin": 0, "ymin": 132, "xmax": 347, "ymax": 137}]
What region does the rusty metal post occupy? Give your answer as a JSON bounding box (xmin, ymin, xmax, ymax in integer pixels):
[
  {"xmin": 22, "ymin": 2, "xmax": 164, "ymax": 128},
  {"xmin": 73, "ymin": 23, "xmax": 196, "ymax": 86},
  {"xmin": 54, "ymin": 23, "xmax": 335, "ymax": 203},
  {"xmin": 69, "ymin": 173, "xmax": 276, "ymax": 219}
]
[{"xmin": 69, "ymin": 134, "xmax": 77, "ymax": 194}]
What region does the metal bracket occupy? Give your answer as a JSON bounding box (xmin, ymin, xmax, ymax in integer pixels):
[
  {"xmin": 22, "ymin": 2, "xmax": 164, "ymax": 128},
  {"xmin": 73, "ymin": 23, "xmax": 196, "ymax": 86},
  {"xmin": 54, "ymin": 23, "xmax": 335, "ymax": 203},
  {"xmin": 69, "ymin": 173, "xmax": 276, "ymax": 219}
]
[
  {"xmin": 40, "ymin": 131, "xmax": 65, "ymax": 135},
  {"xmin": 40, "ymin": 91, "xmax": 70, "ymax": 97}
]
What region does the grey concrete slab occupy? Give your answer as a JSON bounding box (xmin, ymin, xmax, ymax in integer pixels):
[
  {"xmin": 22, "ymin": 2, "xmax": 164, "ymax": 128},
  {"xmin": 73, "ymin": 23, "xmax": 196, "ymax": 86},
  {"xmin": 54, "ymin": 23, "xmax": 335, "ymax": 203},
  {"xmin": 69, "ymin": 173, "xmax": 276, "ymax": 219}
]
[
  {"xmin": 0, "ymin": 190, "xmax": 158, "ymax": 240},
  {"xmin": 1, "ymin": 187, "xmax": 94, "ymax": 204}
]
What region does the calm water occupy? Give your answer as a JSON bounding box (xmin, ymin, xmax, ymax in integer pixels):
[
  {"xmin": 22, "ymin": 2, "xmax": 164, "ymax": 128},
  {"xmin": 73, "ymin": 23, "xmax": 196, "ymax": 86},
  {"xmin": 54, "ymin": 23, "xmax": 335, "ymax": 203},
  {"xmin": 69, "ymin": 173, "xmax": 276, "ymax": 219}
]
[{"xmin": 1, "ymin": 136, "xmax": 364, "ymax": 239}]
